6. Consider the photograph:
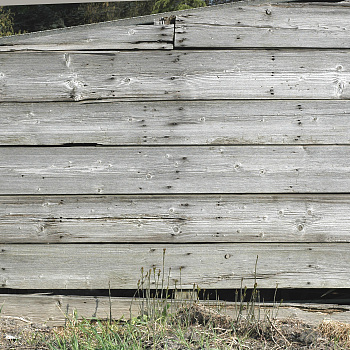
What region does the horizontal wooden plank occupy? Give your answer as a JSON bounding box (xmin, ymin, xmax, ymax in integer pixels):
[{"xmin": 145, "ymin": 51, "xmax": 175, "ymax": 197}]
[
  {"xmin": 1, "ymin": 50, "xmax": 350, "ymax": 102},
  {"xmin": 0, "ymin": 294, "xmax": 135, "ymax": 326},
  {"xmin": 1, "ymin": 243, "xmax": 350, "ymax": 289},
  {"xmin": 2, "ymin": 195, "xmax": 350, "ymax": 243},
  {"xmin": 175, "ymin": 3, "xmax": 350, "ymax": 48},
  {"xmin": 0, "ymin": 24, "xmax": 173, "ymax": 51},
  {"xmin": 2, "ymin": 146, "xmax": 350, "ymax": 194},
  {"xmin": 1, "ymin": 294, "xmax": 350, "ymax": 326},
  {"xmin": 2, "ymin": 100, "xmax": 350, "ymax": 145}
]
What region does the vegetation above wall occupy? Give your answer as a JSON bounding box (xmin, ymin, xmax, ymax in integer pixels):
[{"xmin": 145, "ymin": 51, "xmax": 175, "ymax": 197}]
[{"xmin": 0, "ymin": 6, "xmax": 15, "ymax": 36}]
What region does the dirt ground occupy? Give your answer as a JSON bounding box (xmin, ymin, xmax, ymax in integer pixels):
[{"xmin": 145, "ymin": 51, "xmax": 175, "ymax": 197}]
[{"xmin": 0, "ymin": 316, "xmax": 52, "ymax": 349}]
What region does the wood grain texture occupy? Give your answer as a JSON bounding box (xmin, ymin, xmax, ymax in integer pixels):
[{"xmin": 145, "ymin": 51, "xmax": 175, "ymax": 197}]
[
  {"xmin": 2, "ymin": 195, "xmax": 350, "ymax": 243},
  {"xmin": 1, "ymin": 243, "xmax": 350, "ymax": 289},
  {"xmin": 2, "ymin": 0, "xmax": 350, "ymax": 296},
  {"xmin": 0, "ymin": 24, "xmax": 173, "ymax": 51},
  {"xmin": 0, "ymin": 294, "xmax": 135, "ymax": 325},
  {"xmin": 2, "ymin": 146, "xmax": 350, "ymax": 194},
  {"xmin": 2, "ymin": 100, "xmax": 350, "ymax": 145},
  {"xmin": 175, "ymin": 3, "xmax": 350, "ymax": 48},
  {"xmin": 1, "ymin": 294, "xmax": 350, "ymax": 326},
  {"xmin": 1, "ymin": 50, "xmax": 350, "ymax": 102}
]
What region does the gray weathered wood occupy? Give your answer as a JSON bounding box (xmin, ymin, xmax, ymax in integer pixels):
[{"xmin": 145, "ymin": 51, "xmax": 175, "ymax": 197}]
[
  {"xmin": 175, "ymin": 3, "xmax": 350, "ymax": 48},
  {"xmin": 2, "ymin": 0, "xmax": 350, "ymax": 297},
  {"xmin": 1, "ymin": 243, "xmax": 350, "ymax": 289},
  {"xmin": 0, "ymin": 294, "xmax": 136, "ymax": 325},
  {"xmin": 2, "ymin": 100, "xmax": 350, "ymax": 145},
  {"xmin": 1, "ymin": 50, "xmax": 350, "ymax": 102},
  {"xmin": 2, "ymin": 146, "xmax": 350, "ymax": 194},
  {"xmin": 0, "ymin": 24, "xmax": 173, "ymax": 51},
  {"xmin": 1, "ymin": 294, "xmax": 350, "ymax": 326},
  {"xmin": 2, "ymin": 195, "xmax": 350, "ymax": 243}
]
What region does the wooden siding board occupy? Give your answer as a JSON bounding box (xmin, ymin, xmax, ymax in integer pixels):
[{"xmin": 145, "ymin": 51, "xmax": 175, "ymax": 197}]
[
  {"xmin": 1, "ymin": 295, "xmax": 350, "ymax": 326},
  {"xmin": 175, "ymin": 3, "xmax": 350, "ymax": 48},
  {"xmin": 1, "ymin": 146, "xmax": 350, "ymax": 194},
  {"xmin": 1, "ymin": 50, "xmax": 350, "ymax": 102},
  {"xmin": 2, "ymin": 195, "xmax": 350, "ymax": 243},
  {"xmin": 1, "ymin": 243, "xmax": 350, "ymax": 289},
  {"xmin": 2, "ymin": 100, "xmax": 350, "ymax": 146},
  {"xmin": 0, "ymin": 25, "xmax": 174, "ymax": 51}
]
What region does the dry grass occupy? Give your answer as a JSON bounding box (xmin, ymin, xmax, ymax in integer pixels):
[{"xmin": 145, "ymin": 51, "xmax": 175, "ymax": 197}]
[
  {"xmin": 1, "ymin": 258, "xmax": 350, "ymax": 349},
  {"xmin": 1, "ymin": 303, "xmax": 350, "ymax": 349},
  {"xmin": 319, "ymin": 320, "xmax": 350, "ymax": 344}
]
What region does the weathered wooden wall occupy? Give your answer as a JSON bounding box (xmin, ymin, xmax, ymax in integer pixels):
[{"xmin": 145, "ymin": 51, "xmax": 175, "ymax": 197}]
[{"xmin": 1, "ymin": 0, "xmax": 350, "ymax": 323}]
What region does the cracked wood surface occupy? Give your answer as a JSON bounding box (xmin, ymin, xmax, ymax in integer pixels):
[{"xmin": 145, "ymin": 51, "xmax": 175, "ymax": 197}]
[
  {"xmin": 0, "ymin": 24, "xmax": 174, "ymax": 51},
  {"xmin": 1, "ymin": 295, "xmax": 350, "ymax": 326},
  {"xmin": 175, "ymin": 3, "xmax": 350, "ymax": 48},
  {"xmin": 2, "ymin": 195, "xmax": 350, "ymax": 243},
  {"xmin": 2, "ymin": 100, "xmax": 350, "ymax": 146},
  {"xmin": 0, "ymin": 50, "xmax": 350, "ymax": 102},
  {"xmin": 2, "ymin": 146, "xmax": 350, "ymax": 194},
  {"xmin": 1, "ymin": 243, "xmax": 350, "ymax": 289}
]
